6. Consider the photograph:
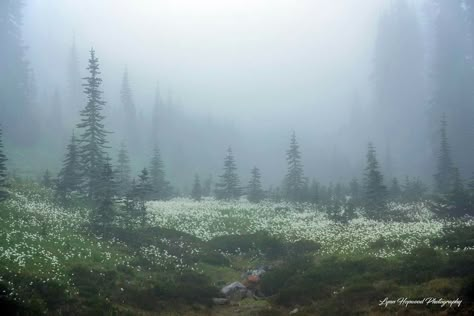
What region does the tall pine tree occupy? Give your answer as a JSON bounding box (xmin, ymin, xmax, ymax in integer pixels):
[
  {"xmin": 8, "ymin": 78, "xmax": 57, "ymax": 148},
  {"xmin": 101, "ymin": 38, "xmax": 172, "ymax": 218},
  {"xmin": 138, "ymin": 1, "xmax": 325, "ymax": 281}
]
[
  {"xmin": 247, "ymin": 167, "xmax": 264, "ymax": 203},
  {"xmin": 363, "ymin": 142, "xmax": 387, "ymax": 218},
  {"xmin": 0, "ymin": 126, "xmax": 8, "ymax": 201},
  {"xmin": 215, "ymin": 147, "xmax": 241, "ymax": 200},
  {"xmin": 115, "ymin": 142, "xmax": 131, "ymax": 197},
  {"xmin": 284, "ymin": 132, "xmax": 305, "ymax": 202},
  {"xmin": 77, "ymin": 49, "xmax": 110, "ymax": 201},
  {"xmin": 191, "ymin": 174, "xmax": 202, "ymax": 201},
  {"xmin": 91, "ymin": 157, "xmax": 116, "ymax": 231},
  {"xmin": 149, "ymin": 145, "xmax": 170, "ymax": 200},
  {"xmin": 57, "ymin": 133, "xmax": 82, "ymax": 199},
  {"xmin": 434, "ymin": 114, "xmax": 455, "ymax": 195}
]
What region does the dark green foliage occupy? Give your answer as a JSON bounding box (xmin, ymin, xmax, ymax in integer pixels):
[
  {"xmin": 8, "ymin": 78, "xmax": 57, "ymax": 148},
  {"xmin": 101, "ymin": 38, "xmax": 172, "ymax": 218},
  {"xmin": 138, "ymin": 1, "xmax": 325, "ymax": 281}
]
[
  {"xmin": 115, "ymin": 142, "xmax": 131, "ymax": 197},
  {"xmin": 432, "ymin": 168, "xmax": 471, "ymax": 217},
  {"xmin": 191, "ymin": 174, "xmax": 202, "ymax": 201},
  {"xmin": 56, "ymin": 133, "xmax": 82, "ymax": 200},
  {"xmin": 90, "ymin": 158, "xmax": 116, "ymax": 231},
  {"xmin": 328, "ymin": 199, "xmax": 357, "ymax": 224},
  {"xmin": 77, "ymin": 49, "xmax": 110, "ymax": 201},
  {"xmin": 136, "ymin": 168, "xmax": 152, "ymax": 201},
  {"xmin": 363, "ymin": 143, "xmax": 387, "ymax": 219},
  {"xmin": 149, "ymin": 145, "xmax": 171, "ymax": 200},
  {"xmin": 434, "ymin": 114, "xmax": 455, "ymax": 195},
  {"xmin": 247, "ymin": 166, "xmax": 264, "ymax": 203},
  {"xmin": 284, "ymin": 132, "xmax": 305, "ymax": 202},
  {"xmin": 121, "ymin": 169, "xmax": 150, "ymax": 227},
  {"xmin": 398, "ymin": 247, "xmax": 443, "ymax": 284},
  {"xmin": 349, "ymin": 178, "xmax": 361, "ymax": 204},
  {"xmin": 432, "ymin": 226, "xmax": 474, "ymax": 250},
  {"xmin": 215, "ymin": 147, "xmax": 241, "ymax": 200},
  {"xmin": 0, "ymin": 126, "xmax": 8, "ymax": 201}
]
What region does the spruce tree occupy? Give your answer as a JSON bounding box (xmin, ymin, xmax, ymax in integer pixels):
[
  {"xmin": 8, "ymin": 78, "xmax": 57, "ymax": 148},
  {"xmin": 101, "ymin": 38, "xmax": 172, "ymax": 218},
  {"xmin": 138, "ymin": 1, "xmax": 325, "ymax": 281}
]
[
  {"xmin": 0, "ymin": 126, "xmax": 8, "ymax": 201},
  {"xmin": 149, "ymin": 145, "xmax": 170, "ymax": 200},
  {"xmin": 57, "ymin": 133, "xmax": 81, "ymax": 199},
  {"xmin": 42, "ymin": 169, "xmax": 53, "ymax": 188},
  {"xmin": 389, "ymin": 177, "xmax": 402, "ymax": 201},
  {"xmin": 349, "ymin": 178, "xmax": 361, "ymax": 204},
  {"xmin": 76, "ymin": 49, "xmax": 110, "ymax": 201},
  {"xmin": 434, "ymin": 114, "xmax": 455, "ymax": 195},
  {"xmin": 434, "ymin": 168, "xmax": 471, "ymax": 217},
  {"xmin": 309, "ymin": 179, "xmax": 320, "ymax": 204},
  {"xmin": 191, "ymin": 174, "xmax": 202, "ymax": 201},
  {"xmin": 215, "ymin": 147, "xmax": 241, "ymax": 200},
  {"xmin": 363, "ymin": 142, "xmax": 387, "ymax": 218},
  {"xmin": 247, "ymin": 167, "xmax": 264, "ymax": 203},
  {"xmin": 115, "ymin": 142, "xmax": 131, "ymax": 197},
  {"xmin": 120, "ymin": 69, "xmax": 138, "ymax": 149},
  {"xmin": 91, "ymin": 157, "xmax": 116, "ymax": 231},
  {"xmin": 284, "ymin": 132, "xmax": 305, "ymax": 202}
]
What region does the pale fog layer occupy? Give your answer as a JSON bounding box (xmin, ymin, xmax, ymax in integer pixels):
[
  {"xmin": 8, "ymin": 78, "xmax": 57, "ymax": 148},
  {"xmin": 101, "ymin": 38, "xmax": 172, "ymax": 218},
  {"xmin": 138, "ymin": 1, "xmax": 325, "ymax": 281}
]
[{"xmin": 18, "ymin": 0, "xmax": 437, "ymax": 188}]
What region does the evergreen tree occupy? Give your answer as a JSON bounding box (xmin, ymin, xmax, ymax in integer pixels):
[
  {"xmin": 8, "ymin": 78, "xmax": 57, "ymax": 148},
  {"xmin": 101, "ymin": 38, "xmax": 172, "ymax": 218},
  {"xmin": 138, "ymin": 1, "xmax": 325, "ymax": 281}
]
[
  {"xmin": 115, "ymin": 142, "xmax": 131, "ymax": 197},
  {"xmin": 191, "ymin": 174, "xmax": 202, "ymax": 201},
  {"xmin": 434, "ymin": 114, "xmax": 455, "ymax": 195},
  {"xmin": 57, "ymin": 133, "xmax": 81, "ymax": 199},
  {"xmin": 0, "ymin": 126, "xmax": 8, "ymax": 201},
  {"xmin": 149, "ymin": 145, "xmax": 170, "ymax": 200},
  {"xmin": 247, "ymin": 166, "xmax": 264, "ymax": 203},
  {"xmin": 389, "ymin": 177, "xmax": 402, "ymax": 201},
  {"xmin": 349, "ymin": 178, "xmax": 361, "ymax": 204},
  {"xmin": 42, "ymin": 169, "xmax": 53, "ymax": 188},
  {"xmin": 284, "ymin": 132, "xmax": 305, "ymax": 202},
  {"xmin": 363, "ymin": 142, "xmax": 387, "ymax": 217},
  {"xmin": 431, "ymin": 0, "xmax": 474, "ymax": 175},
  {"xmin": 0, "ymin": 0, "xmax": 37, "ymax": 145},
  {"xmin": 402, "ymin": 176, "xmax": 428, "ymax": 202},
  {"xmin": 309, "ymin": 179, "xmax": 320, "ymax": 204},
  {"xmin": 120, "ymin": 69, "xmax": 138, "ymax": 149},
  {"xmin": 215, "ymin": 147, "xmax": 241, "ymax": 200},
  {"xmin": 91, "ymin": 157, "xmax": 116, "ymax": 231},
  {"xmin": 434, "ymin": 168, "xmax": 471, "ymax": 217},
  {"xmin": 67, "ymin": 36, "xmax": 82, "ymax": 116},
  {"xmin": 76, "ymin": 49, "xmax": 110, "ymax": 201},
  {"xmin": 202, "ymin": 174, "xmax": 213, "ymax": 197}
]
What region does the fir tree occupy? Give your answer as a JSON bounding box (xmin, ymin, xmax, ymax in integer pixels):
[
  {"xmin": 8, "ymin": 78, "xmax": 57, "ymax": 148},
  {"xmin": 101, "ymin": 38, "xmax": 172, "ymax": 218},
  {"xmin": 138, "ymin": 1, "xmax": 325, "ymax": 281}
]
[
  {"xmin": 247, "ymin": 166, "xmax": 264, "ymax": 203},
  {"xmin": 191, "ymin": 174, "xmax": 202, "ymax": 201},
  {"xmin": 115, "ymin": 142, "xmax": 131, "ymax": 197},
  {"xmin": 434, "ymin": 114, "xmax": 455, "ymax": 195},
  {"xmin": 363, "ymin": 142, "xmax": 387, "ymax": 218},
  {"xmin": 76, "ymin": 49, "xmax": 110, "ymax": 201},
  {"xmin": 0, "ymin": 126, "xmax": 8, "ymax": 201},
  {"xmin": 349, "ymin": 178, "xmax": 361, "ymax": 204},
  {"xmin": 389, "ymin": 177, "xmax": 402, "ymax": 201},
  {"xmin": 309, "ymin": 179, "xmax": 320, "ymax": 204},
  {"xmin": 91, "ymin": 157, "xmax": 116, "ymax": 231},
  {"xmin": 42, "ymin": 169, "xmax": 53, "ymax": 188},
  {"xmin": 215, "ymin": 147, "xmax": 241, "ymax": 200},
  {"xmin": 57, "ymin": 133, "xmax": 82, "ymax": 199},
  {"xmin": 284, "ymin": 132, "xmax": 305, "ymax": 202},
  {"xmin": 149, "ymin": 145, "xmax": 170, "ymax": 200},
  {"xmin": 120, "ymin": 69, "xmax": 138, "ymax": 149},
  {"xmin": 202, "ymin": 175, "xmax": 213, "ymax": 197},
  {"xmin": 434, "ymin": 168, "xmax": 471, "ymax": 217}
]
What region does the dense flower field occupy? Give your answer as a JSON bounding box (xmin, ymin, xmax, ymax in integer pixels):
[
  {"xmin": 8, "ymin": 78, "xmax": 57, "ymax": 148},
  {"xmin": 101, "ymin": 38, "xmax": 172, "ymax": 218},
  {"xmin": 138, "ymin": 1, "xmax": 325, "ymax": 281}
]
[{"xmin": 147, "ymin": 198, "xmax": 474, "ymax": 257}]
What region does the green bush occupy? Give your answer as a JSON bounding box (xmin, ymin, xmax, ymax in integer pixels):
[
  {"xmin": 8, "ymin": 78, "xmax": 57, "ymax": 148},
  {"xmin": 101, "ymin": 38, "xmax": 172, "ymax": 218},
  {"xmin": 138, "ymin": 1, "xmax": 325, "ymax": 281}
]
[{"xmin": 398, "ymin": 247, "xmax": 443, "ymax": 284}]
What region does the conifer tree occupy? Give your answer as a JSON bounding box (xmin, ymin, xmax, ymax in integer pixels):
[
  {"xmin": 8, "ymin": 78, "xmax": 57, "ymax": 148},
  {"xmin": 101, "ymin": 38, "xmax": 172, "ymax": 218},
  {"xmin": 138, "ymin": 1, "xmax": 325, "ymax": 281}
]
[
  {"xmin": 349, "ymin": 178, "xmax": 361, "ymax": 204},
  {"xmin": 309, "ymin": 179, "xmax": 320, "ymax": 204},
  {"xmin": 434, "ymin": 168, "xmax": 471, "ymax": 217},
  {"xmin": 363, "ymin": 142, "xmax": 387, "ymax": 218},
  {"xmin": 434, "ymin": 114, "xmax": 455, "ymax": 195},
  {"xmin": 202, "ymin": 175, "xmax": 213, "ymax": 197},
  {"xmin": 191, "ymin": 174, "xmax": 202, "ymax": 201},
  {"xmin": 247, "ymin": 167, "xmax": 264, "ymax": 203},
  {"xmin": 42, "ymin": 169, "xmax": 53, "ymax": 188},
  {"xmin": 120, "ymin": 69, "xmax": 138, "ymax": 149},
  {"xmin": 284, "ymin": 132, "xmax": 305, "ymax": 202},
  {"xmin": 149, "ymin": 145, "xmax": 170, "ymax": 200},
  {"xmin": 91, "ymin": 157, "xmax": 116, "ymax": 231},
  {"xmin": 67, "ymin": 36, "xmax": 82, "ymax": 114},
  {"xmin": 115, "ymin": 142, "xmax": 131, "ymax": 197},
  {"xmin": 0, "ymin": 126, "xmax": 8, "ymax": 201},
  {"xmin": 57, "ymin": 133, "xmax": 81, "ymax": 199},
  {"xmin": 215, "ymin": 147, "xmax": 241, "ymax": 200},
  {"xmin": 389, "ymin": 177, "xmax": 402, "ymax": 201},
  {"xmin": 76, "ymin": 49, "xmax": 110, "ymax": 201}
]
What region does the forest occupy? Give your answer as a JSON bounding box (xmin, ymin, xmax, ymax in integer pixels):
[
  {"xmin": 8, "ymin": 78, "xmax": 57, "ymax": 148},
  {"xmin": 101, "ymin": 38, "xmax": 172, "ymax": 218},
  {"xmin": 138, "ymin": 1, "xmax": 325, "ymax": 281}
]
[{"xmin": 0, "ymin": 0, "xmax": 473, "ymax": 315}]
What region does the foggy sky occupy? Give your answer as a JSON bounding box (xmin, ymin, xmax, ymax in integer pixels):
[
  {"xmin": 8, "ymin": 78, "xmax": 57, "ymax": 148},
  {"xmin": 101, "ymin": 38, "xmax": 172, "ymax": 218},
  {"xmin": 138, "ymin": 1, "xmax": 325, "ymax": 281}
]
[{"xmin": 21, "ymin": 0, "xmax": 429, "ymax": 186}]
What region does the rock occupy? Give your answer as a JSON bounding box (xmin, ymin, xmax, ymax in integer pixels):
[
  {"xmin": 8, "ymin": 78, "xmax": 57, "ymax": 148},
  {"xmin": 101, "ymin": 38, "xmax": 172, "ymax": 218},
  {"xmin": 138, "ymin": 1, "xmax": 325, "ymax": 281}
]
[
  {"xmin": 289, "ymin": 308, "xmax": 299, "ymax": 315},
  {"xmin": 221, "ymin": 281, "xmax": 251, "ymax": 301},
  {"xmin": 212, "ymin": 298, "xmax": 229, "ymax": 305}
]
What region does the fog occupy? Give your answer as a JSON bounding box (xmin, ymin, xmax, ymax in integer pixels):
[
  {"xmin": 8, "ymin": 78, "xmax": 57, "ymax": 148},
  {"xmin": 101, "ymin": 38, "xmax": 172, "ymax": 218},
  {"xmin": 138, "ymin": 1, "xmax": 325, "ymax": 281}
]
[{"xmin": 2, "ymin": 0, "xmax": 473, "ymax": 192}]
